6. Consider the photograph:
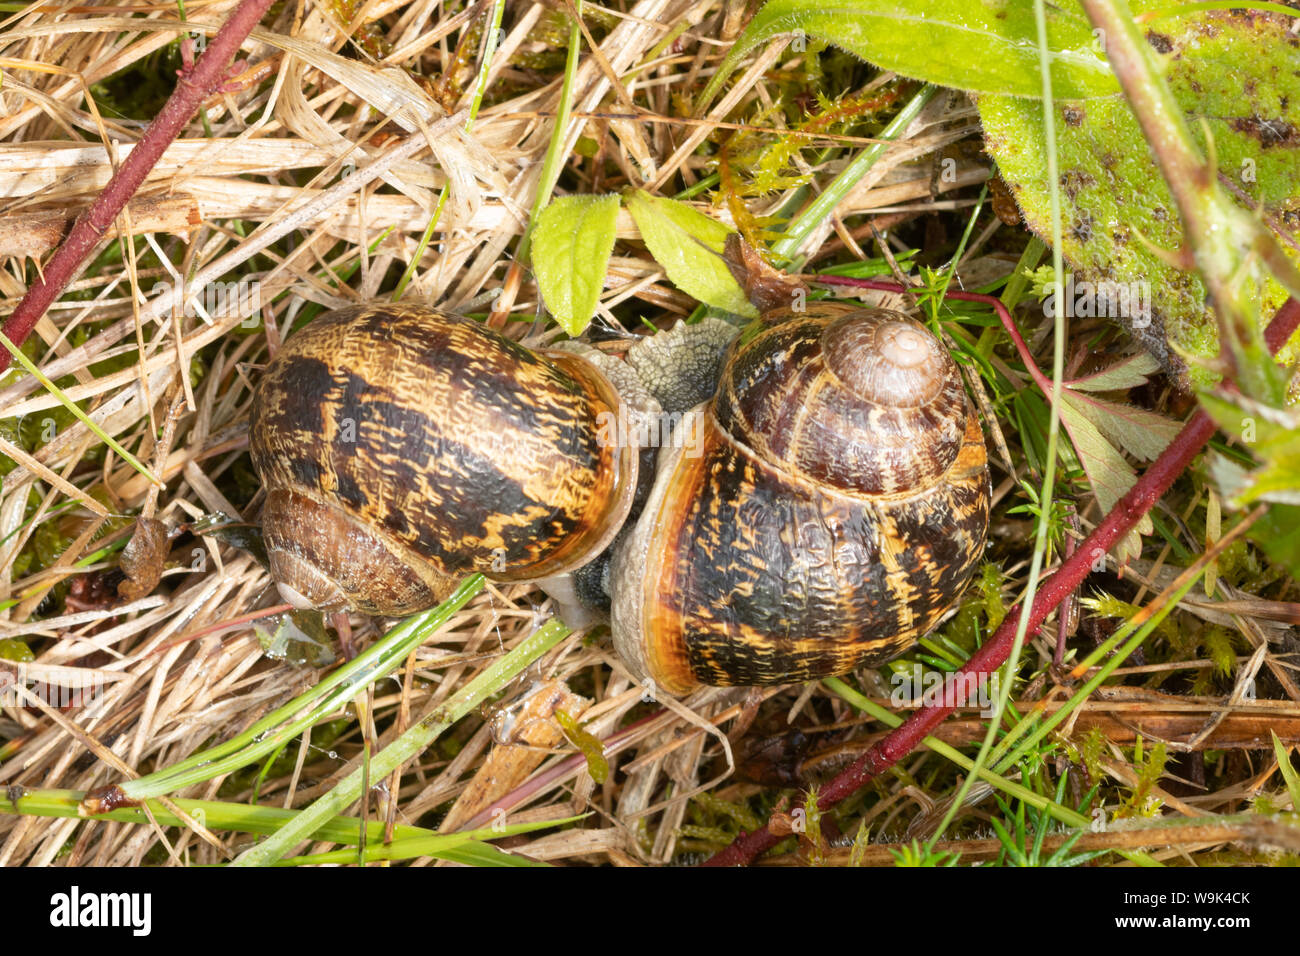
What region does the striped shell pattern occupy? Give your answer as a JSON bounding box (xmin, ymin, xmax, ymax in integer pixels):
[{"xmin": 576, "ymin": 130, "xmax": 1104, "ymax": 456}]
[
  {"xmin": 249, "ymin": 301, "xmax": 989, "ymax": 693},
  {"xmin": 249, "ymin": 304, "xmax": 638, "ymax": 615},
  {"xmin": 609, "ymin": 303, "xmax": 990, "ymax": 694}
]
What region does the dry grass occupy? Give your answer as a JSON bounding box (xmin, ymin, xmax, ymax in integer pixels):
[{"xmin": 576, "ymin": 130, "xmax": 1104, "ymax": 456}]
[{"xmin": 0, "ymin": 0, "xmax": 1296, "ymax": 867}]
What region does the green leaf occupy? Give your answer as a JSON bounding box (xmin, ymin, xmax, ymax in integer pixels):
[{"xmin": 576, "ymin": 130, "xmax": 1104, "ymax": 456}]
[
  {"xmin": 1056, "ymin": 393, "xmax": 1150, "ymax": 561},
  {"xmin": 699, "ymin": 0, "xmax": 1117, "ymax": 111},
  {"xmin": 625, "ymin": 190, "xmax": 758, "ymax": 317},
  {"xmin": 555, "ymin": 709, "xmax": 609, "ymax": 785},
  {"xmin": 980, "ymin": 5, "xmax": 1300, "ymax": 388},
  {"xmin": 0, "ymin": 638, "xmax": 33, "ymax": 662},
  {"xmin": 1060, "ymin": 390, "xmax": 1181, "ymax": 463},
  {"xmin": 1201, "ymin": 390, "xmax": 1300, "ymax": 508},
  {"xmin": 532, "ymin": 194, "xmax": 620, "ymax": 336},
  {"xmin": 1066, "ymin": 353, "xmax": 1162, "ymax": 393},
  {"xmin": 1246, "ymin": 505, "xmax": 1300, "ymax": 579},
  {"xmin": 1272, "ymin": 730, "xmax": 1300, "ymax": 810},
  {"xmin": 1052, "ymin": 378, "xmax": 1180, "ymax": 561}
]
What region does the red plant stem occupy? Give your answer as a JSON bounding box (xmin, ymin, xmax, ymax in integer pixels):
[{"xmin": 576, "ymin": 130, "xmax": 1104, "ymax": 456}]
[
  {"xmin": 152, "ymin": 602, "xmax": 293, "ymax": 655},
  {"xmin": 457, "ymin": 707, "xmax": 669, "ymax": 832},
  {"xmin": 0, "ymin": 0, "xmax": 275, "ymax": 376},
  {"xmin": 818, "ymin": 276, "xmax": 1056, "ymax": 392},
  {"xmin": 703, "ymin": 292, "xmax": 1300, "ymax": 866}
]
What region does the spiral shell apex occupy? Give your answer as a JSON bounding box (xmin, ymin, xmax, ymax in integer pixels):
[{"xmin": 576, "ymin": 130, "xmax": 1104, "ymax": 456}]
[{"xmin": 715, "ymin": 305, "xmax": 970, "ymax": 496}]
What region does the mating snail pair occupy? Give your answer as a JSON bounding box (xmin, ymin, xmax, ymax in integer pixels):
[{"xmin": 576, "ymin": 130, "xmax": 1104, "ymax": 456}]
[{"xmin": 248, "ymin": 287, "xmax": 990, "ymax": 694}]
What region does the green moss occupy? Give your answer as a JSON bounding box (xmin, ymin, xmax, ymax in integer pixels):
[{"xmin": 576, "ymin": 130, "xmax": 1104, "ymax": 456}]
[{"xmin": 0, "ymin": 639, "xmax": 34, "ymax": 663}]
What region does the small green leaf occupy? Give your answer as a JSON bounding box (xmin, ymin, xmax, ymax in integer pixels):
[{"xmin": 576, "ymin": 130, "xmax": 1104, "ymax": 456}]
[
  {"xmin": 625, "ymin": 191, "xmax": 757, "ymax": 317},
  {"xmin": 1272, "ymin": 731, "xmax": 1300, "ymax": 810},
  {"xmin": 1201, "ymin": 390, "xmax": 1300, "ymax": 507},
  {"xmin": 533, "ymin": 194, "xmax": 621, "ymax": 336},
  {"xmin": 1055, "ymin": 385, "xmax": 1180, "ymax": 547},
  {"xmin": 555, "ymin": 709, "xmax": 609, "ymax": 785},
  {"xmin": 1066, "ymin": 353, "xmax": 1162, "ymax": 393},
  {"xmin": 0, "ymin": 638, "xmax": 33, "ymax": 663},
  {"xmin": 1061, "ymin": 390, "xmax": 1181, "ymax": 463},
  {"xmin": 1056, "ymin": 394, "xmax": 1150, "ymax": 561},
  {"xmin": 699, "ymin": 0, "xmax": 1117, "ymax": 111},
  {"xmin": 1242, "ymin": 504, "xmax": 1300, "ymax": 580},
  {"xmin": 1246, "ymin": 505, "xmax": 1300, "ymax": 580}
]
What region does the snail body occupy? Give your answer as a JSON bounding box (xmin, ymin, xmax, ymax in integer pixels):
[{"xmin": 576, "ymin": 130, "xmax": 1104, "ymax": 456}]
[
  {"xmin": 249, "ymin": 299, "xmax": 989, "ymax": 692},
  {"xmin": 249, "ymin": 304, "xmax": 639, "ymax": 615}
]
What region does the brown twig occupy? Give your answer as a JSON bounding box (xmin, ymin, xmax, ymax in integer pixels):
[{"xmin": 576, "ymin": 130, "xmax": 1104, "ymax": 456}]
[
  {"xmin": 702, "ymin": 289, "xmax": 1300, "ymax": 866},
  {"xmin": 764, "ymin": 816, "xmax": 1300, "ymax": 865},
  {"xmin": 0, "ymin": 0, "xmax": 275, "ymax": 376}
]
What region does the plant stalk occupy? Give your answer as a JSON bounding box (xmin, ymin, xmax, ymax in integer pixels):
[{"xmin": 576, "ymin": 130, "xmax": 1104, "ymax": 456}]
[
  {"xmin": 231, "ymin": 617, "xmax": 570, "ymax": 865},
  {"xmin": 0, "ymin": 0, "xmax": 275, "ymax": 375}
]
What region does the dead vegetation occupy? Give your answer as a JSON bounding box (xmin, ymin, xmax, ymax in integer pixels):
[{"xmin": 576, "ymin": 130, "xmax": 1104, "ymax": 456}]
[{"xmin": 0, "ymin": 0, "xmax": 1297, "ymax": 867}]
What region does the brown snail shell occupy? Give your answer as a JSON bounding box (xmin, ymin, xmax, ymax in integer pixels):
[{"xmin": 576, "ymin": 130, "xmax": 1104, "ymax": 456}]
[
  {"xmin": 249, "ymin": 304, "xmax": 639, "ymax": 615},
  {"xmin": 610, "ymin": 303, "xmax": 990, "ymax": 695}
]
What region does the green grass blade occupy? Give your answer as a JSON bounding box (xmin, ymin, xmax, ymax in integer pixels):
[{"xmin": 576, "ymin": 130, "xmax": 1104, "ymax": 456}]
[
  {"xmin": 0, "ymin": 330, "xmax": 160, "ymax": 487},
  {"xmin": 117, "ymin": 575, "xmax": 486, "ymax": 802},
  {"xmin": 231, "ymin": 617, "xmax": 571, "ymax": 866}
]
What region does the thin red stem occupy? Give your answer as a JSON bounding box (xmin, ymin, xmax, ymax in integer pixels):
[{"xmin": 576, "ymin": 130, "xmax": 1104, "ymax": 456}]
[
  {"xmin": 456, "ymin": 708, "xmax": 669, "ymax": 832},
  {"xmin": 0, "ymin": 0, "xmax": 275, "ymax": 375},
  {"xmin": 817, "ymin": 276, "xmax": 1056, "ymax": 394},
  {"xmin": 703, "ymin": 293, "xmax": 1300, "ymax": 866}
]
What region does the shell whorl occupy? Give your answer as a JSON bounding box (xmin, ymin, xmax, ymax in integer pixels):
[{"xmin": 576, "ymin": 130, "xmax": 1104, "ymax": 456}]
[
  {"xmin": 714, "ymin": 305, "xmax": 967, "ymax": 496},
  {"xmin": 823, "ymin": 314, "xmax": 946, "ymax": 407}
]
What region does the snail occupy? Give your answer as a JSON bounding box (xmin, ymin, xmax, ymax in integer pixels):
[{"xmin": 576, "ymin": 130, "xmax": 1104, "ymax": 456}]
[
  {"xmin": 610, "ymin": 302, "xmax": 989, "ymax": 694},
  {"xmin": 248, "ymin": 304, "xmax": 643, "ymax": 615},
  {"xmin": 248, "ymin": 297, "xmax": 989, "ymax": 693}
]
